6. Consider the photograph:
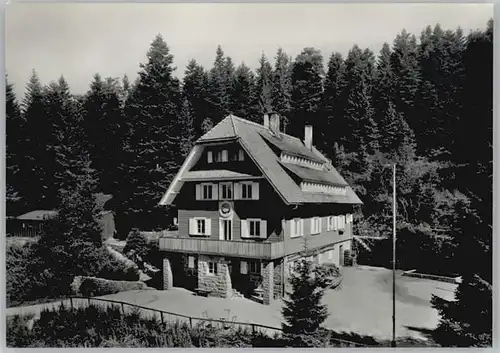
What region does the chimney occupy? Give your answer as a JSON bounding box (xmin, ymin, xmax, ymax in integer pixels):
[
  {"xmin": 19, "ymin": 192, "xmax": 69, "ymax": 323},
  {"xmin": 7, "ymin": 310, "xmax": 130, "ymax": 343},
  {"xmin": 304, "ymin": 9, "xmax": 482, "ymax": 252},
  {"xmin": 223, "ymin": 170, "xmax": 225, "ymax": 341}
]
[
  {"xmin": 270, "ymin": 113, "xmax": 281, "ymax": 135},
  {"xmin": 304, "ymin": 125, "xmax": 313, "ymax": 150},
  {"xmin": 263, "ymin": 113, "xmax": 270, "ymax": 128}
]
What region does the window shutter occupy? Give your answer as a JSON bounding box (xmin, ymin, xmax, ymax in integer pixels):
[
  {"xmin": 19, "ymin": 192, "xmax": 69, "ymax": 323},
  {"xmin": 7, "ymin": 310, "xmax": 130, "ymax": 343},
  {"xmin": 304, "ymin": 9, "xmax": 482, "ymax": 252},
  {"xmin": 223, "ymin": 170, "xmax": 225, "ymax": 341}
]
[
  {"xmin": 195, "ymin": 184, "xmax": 202, "ymax": 200},
  {"xmin": 241, "ymin": 220, "xmax": 248, "ymax": 238},
  {"xmin": 240, "ymin": 261, "xmax": 248, "ymax": 274},
  {"xmin": 319, "ymin": 218, "xmax": 323, "ymax": 233},
  {"xmin": 211, "ymin": 184, "xmax": 218, "ymax": 200},
  {"xmin": 238, "ymin": 149, "xmax": 244, "ymax": 161},
  {"xmin": 219, "ymin": 219, "xmax": 224, "ymax": 240},
  {"xmin": 222, "ymin": 150, "xmax": 228, "ymax": 162},
  {"xmin": 289, "ymin": 220, "xmax": 295, "ymax": 238},
  {"xmin": 189, "ymin": 218, "xmax": 196, "ymax": 235},
  {"xmin": 205, "ymin": 218, "xmax": 212, "ymax": 236},
  {"xmin": 300, "ymin": 219, "xmax": 304, "ymax": 236},
  {"xmin": 333, "ymin": 216, "xmax": 338, "ymax": 231},
  {"xmin": 207, "ymin": 151, "xmax": 213, "ymax": 163},
  {"xmin": 218, "ymin": 184, "xmax": 223, "ymax": 200},
  {"xmin": 252, "ymin": 182, "xmax": 259, "ymax": 200},
  {"xmin": 260, "ymin": 220, "xmax": 267, "ymax": 239},
  {"xmin": 188, "ymin": 256, "xmax": 195, "ymax": 269},
  {"xmin": 310, "ymin": 218, "xmax": 314, "ymax": 233},
  {"xmin": 233, "ymin": 182, "xmax": 241, "ymax": 200}
]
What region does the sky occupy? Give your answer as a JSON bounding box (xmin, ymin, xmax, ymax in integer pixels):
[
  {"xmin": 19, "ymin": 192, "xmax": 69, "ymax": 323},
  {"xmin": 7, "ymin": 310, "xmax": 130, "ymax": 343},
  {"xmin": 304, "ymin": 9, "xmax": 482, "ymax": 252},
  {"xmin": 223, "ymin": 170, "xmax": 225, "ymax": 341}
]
[{"xmin": 6, "ymin": 3, "xmax": 493, "ymax": 100}]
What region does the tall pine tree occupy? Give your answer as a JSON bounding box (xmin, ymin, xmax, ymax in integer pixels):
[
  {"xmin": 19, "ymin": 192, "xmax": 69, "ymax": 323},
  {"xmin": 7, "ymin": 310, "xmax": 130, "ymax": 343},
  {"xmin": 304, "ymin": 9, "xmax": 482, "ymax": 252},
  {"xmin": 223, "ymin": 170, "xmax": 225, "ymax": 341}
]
[
  {"xmin": 83, "ymin": 74, "xmax": 125, "ymax": 193},
  {"xmin": 114, "ymin": 34, "xmax": 181, "ymax": 234},
  {"xmin": 6, "ymin": 78, "xmax": 25, "ymax": 215},
  {"xmin": 229, "ymin": 62, "xmax": 257, "ymax": 119},
  {"xmin": 182, "ymin": 59, "xmax": 210, "ymax": 137},
  {"xmin": 289, "ymin": 48, "xmax": 324, "ymax": 139},
  {"xmin": 272, "ymin": 48, "xmax": 293, "ymax": 130},
  {"xmin": 255, "ymin": 53, "xmax": 274, "ymax": 118}
]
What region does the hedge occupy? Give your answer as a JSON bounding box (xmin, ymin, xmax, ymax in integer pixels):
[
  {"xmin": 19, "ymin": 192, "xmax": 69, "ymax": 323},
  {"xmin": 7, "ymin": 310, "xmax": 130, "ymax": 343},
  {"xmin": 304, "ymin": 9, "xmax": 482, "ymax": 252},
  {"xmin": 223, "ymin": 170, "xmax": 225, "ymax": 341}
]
[{"xmin": 71, "ymin": 276, "xmax": 150, "ymax": 297}]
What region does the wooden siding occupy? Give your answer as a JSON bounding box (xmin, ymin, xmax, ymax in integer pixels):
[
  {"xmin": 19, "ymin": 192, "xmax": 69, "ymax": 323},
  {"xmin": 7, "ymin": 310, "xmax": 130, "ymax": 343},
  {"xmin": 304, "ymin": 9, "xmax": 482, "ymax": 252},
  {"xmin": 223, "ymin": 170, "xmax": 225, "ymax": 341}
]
[
  {"xmin": 159, "ymin": 237, "xmax": 284, "ymax": 260},
  {"xmin": 176, "ymin": 181, "xmax": 286, "ymax": 243}
]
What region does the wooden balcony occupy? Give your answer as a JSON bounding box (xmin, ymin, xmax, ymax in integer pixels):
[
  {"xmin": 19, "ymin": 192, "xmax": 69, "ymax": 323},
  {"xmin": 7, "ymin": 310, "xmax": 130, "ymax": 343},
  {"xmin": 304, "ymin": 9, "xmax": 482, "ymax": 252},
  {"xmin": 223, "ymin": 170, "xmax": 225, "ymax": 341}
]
[{"xmin": 159, "ymin": 236, "xmax": 285, "ymax": 260}]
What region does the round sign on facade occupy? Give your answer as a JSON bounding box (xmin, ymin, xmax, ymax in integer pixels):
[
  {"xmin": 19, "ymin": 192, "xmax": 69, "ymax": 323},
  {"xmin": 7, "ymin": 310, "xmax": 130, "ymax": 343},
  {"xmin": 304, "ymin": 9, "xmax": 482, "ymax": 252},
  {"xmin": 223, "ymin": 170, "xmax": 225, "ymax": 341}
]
[{"xmin": 219, "ymin": 201, "xmax": 233, "ymax": 218}]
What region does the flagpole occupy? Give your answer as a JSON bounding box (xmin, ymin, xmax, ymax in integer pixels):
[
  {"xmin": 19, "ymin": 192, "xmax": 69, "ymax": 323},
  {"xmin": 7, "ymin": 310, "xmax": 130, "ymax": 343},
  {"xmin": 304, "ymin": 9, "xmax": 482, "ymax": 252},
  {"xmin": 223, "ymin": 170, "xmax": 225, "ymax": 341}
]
[{"xmin": 391, "ymin": 163, "xmax": 396, "ymax": 348}]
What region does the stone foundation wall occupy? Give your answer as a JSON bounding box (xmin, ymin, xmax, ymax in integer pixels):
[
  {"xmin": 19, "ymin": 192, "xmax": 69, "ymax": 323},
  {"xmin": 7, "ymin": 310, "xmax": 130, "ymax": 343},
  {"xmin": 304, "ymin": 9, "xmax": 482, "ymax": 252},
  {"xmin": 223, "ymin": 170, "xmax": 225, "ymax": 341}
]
[
  {"xmin": 262, "ymin": 260, "xmax": 274, "ymax": 305},
  {"xmin": 198, "ymin": 255, "xmax": 232, "ymax": 298},
  {"xmin": 273, "ymin": 258, "xmax": 283, "ymax": 299}
]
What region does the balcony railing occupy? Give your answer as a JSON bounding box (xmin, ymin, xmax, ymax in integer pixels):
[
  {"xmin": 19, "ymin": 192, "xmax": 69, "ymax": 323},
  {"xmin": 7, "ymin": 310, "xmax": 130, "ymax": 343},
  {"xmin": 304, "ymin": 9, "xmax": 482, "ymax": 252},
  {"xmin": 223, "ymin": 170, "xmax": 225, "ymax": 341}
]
[{"xmin": 159, "ymin": 237, "xmax": 284, "ymax": 260}]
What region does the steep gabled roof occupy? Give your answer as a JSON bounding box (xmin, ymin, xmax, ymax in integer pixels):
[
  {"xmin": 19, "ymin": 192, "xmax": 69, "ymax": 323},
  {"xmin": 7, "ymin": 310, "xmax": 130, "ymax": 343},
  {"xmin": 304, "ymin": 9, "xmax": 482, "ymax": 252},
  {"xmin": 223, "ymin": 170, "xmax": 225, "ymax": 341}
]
[{"xmin": 160, "ymin": 115, "xmax": 362, "ymax": 206}]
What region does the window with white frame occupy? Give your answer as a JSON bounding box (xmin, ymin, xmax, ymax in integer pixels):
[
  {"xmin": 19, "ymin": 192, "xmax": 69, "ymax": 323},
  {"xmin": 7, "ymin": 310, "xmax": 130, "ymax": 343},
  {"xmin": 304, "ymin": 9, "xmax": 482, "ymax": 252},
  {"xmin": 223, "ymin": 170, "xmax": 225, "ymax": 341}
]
[
  {"xmin": 207, "ymin": 261, "xmax": 218, "ymax": 275},
  {"xmin": 203, "ymin": 184, "xmax": 213, "ymax": 200},
  {"xmin": 219, "ymin": 182, "xmax": 233, "ymax": 200},
  {"xmin": 241, "ymin": 219, "xmax": 266, "ymax": 239},
  {"xmin": 327, "ymin": 216, "xmax": 337, "ymax": 231},
  {"xmin": 249, "ymin": 220, "xmax": 261, "ymax": 237},
  {"xmin": 207, "ymin": 151, "xmax": 213, "ymax": 164},
  {"xmin": 189, "ymin": 217, "xmax": 211, "ymax": 236},
  {"xmin": 338, "ymin": 215, "xmax": 346, "ymax": 230},
  {"xmin": 249, "ymin": 261, "xmax": 261, "ymax": 274},
  {"xmin": 215, "ymin": 150, "xmax": 228, "ymax": 162},
  {"xmin": 231, "ymin": 149, "xmax": 245, "ymax": 161},
  {"xmin": 290, "ymin": 218, "xmax": 304, "ymax": 238},
  {"xmin": 241, "ymin": 183, "xmax": 253, "ymax": 199},
  {"xmin": 310, "ymin": 217, "xmax": 322, "ymax": 235}
]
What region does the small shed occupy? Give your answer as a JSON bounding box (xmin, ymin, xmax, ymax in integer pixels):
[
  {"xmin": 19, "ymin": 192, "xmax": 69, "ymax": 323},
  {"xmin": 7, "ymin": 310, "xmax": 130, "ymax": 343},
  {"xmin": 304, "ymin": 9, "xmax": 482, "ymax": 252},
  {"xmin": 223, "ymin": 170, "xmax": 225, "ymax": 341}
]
[{"xmin": 7, "ymin": 194, "xmax": 116, "ymax": 239}]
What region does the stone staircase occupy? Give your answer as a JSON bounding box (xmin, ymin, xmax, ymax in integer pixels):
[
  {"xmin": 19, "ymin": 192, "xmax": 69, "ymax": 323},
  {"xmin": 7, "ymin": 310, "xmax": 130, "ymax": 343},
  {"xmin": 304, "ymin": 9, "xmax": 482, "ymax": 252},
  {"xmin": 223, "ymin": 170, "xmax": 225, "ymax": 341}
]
[{"xmin": 231, "ymin": 288, "xmax": 245, "ymax": 299}]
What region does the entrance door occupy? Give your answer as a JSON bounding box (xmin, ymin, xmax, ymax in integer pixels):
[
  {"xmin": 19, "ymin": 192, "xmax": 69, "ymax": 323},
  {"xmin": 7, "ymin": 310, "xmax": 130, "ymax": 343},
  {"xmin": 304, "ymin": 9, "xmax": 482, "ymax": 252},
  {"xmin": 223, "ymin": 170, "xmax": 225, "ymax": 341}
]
[{"xmin": 220, "ymin": 219, "xmax": 233, "ymax": 240}]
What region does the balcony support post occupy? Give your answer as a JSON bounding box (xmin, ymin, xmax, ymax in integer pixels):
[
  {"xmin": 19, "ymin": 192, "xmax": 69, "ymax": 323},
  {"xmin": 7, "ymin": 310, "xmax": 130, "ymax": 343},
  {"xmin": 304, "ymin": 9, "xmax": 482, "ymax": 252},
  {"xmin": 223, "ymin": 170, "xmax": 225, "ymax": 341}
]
[{"xmin": 262, "ymin": 260, "xmax": 274, "ymax": 305}]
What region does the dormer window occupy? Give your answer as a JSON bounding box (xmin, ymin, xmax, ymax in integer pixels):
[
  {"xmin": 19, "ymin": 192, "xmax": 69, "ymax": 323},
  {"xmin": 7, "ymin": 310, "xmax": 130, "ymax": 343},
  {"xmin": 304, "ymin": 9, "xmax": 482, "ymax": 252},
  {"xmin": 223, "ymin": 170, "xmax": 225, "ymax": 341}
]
[
  {"xmin": 231, "ymin": 149, "xmax": 245, "ymax": 161},
  {"xmin": 215, "ymin": 150, "xmax": 228, "ymax": 163}
]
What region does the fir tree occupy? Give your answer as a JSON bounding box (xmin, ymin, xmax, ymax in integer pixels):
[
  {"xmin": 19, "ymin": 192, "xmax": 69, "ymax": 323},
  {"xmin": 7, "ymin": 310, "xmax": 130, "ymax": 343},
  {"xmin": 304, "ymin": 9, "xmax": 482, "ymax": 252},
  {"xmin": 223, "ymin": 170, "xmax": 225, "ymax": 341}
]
[
  {"xmin": 431, "ymin": 196, "xmax": 492, "ymax": 347},
  {"xmin": 83, "ymin": 73, "xmax": 125, "ymax": 193},
  {"xmin": 390, "ymin": 29, "xmax": 420, "ymax": 133},
  {"xmin": 282, "ymin": 258, "xmax": 329, "ymax": 347},
  {"xmin": 229, "ymin": 62, "xmax": 256, "ymax": 119},
  {"xmin": 114, "ymin": 34, "xmax": 181, "ymax": 233},
  {"xmin": 255, "ymin": 53, "xmax": 274, "ymax": 117},
  {"xmin": 6, "ymin": 78, "xmax": 25, "ymax": 215},
  {"xmin": 289, "ymin": 48, "xmax": 324, "ymax": 139},
  {"xmin": 179, "ymin": 98, "xmax": 196, "ymax": 157},
  {"xmin": 208, "ymin": 46, "xmax": 233, "ymax": 122},
  {"xmin": 21, "ymin": 70, "xmax": 57, "ymax": 209},
  {"xmin": 183, "ymin": 59, "xmax": 210, "ymax": 137},
  {"xmin": 272, "ymin": 48, "xmax": 293, "ymax": 130},
  {"xmin": 322, "ymin": 52, "xmax": 346, "ymax": 155},
  {"xmin": 339, "ymin": 46, "xmax": 378, "ymax": 155}
]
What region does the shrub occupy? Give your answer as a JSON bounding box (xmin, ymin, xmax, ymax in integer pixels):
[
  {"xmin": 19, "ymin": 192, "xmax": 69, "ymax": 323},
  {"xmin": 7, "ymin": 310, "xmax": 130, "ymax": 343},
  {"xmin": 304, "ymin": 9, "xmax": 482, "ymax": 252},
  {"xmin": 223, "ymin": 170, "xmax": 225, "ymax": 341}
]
[
  {"xmin": 6, "ymin": 244, "xmax": 35, "ymax": 307},
  {"xmin": 72, "ymin": 276, "xmax": 149, "ymax": 297},
  {"xmin": 123, "ymin": 229, "xmax": 149, "ymax": 265},
  {"xmin": 96, "ymin": 248, "xmax": 140, "ymax": 281},
  {"xmin": 313, "ymin": 263, "xmax": 342, "ymax": 289}
]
